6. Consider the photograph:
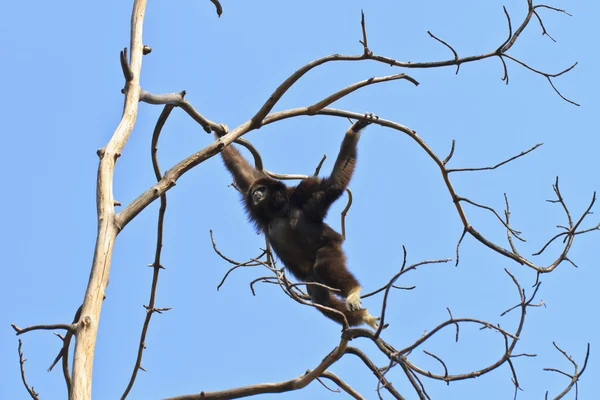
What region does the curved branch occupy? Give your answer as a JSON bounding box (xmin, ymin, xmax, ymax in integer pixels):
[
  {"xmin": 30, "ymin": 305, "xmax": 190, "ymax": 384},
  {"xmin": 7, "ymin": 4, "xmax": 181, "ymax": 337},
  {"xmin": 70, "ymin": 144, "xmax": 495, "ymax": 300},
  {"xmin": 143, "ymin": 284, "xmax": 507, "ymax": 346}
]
[
  {"xmin": 17, "ymin": 340, "xmax": 40, "ymax": 400},
  {"xmin": 139, "ymin": 90, "xmax": 224, "ymax": 134},
  {"xmin": 319, "ymin": 371, "xmax": 365, "ymax": 400},
  {"xmin": 305, "ymin": 74, "xmax": 419, "ymax": 115},
  {"xmin": 544, "ymin": 342, "xmax": 590, "ymax": 399},
  {"xmin": 117, "ymin": 107, "xmax": 598, "ymax": 275},
  {"xmin": 341, "ymin": 188, "xmax": 353, "ymax": 239},
  {"xmin": 247, "ymin": 1, "xmax": 576, "ymax": 129}
]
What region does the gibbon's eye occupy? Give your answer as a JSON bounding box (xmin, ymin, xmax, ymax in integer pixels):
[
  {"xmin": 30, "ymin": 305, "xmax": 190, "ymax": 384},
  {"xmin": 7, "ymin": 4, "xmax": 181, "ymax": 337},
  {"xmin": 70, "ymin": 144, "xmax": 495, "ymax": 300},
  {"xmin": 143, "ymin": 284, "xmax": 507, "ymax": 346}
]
[{"xmin": 252, "ymin": 186, "xmax": 266, "ymax": 204}]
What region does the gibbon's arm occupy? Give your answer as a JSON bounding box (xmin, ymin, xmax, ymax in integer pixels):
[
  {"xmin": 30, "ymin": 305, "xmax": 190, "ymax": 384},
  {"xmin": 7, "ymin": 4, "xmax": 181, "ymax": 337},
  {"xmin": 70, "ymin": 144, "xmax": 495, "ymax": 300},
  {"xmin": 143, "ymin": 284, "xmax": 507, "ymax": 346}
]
[
  {"xmin": 215, "ymin": 134, "xmax": 262, "ymax": 193},
  {"xmin": 322, "ymin": 118, "xmax": 373, "ymax": 203},
  {"xmin": 327, "ymin": 121, "xmax": 364, "ymax": 196},
  {"xmin": 298, "ymin": 118, "xmax": 372, "ymax": 222}
]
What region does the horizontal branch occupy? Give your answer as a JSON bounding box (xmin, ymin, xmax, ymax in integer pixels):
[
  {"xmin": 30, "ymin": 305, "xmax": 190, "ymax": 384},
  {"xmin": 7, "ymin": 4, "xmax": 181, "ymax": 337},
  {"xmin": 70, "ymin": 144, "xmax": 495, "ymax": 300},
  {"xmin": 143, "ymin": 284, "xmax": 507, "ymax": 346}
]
[
  {"xmin": 139, "ymin": 90, "xmax": 225, "ymax": 134},
  {"xmin": 12, "ymin": 323, "xmax": 76, "ymax": 335}
]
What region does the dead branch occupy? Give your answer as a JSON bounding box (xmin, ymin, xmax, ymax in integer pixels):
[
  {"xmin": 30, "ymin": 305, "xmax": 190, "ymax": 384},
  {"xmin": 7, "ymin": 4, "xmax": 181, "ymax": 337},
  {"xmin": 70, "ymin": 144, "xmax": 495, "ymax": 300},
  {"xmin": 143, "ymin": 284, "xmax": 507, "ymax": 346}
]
[
  {"xmin": 17, "ymin": 340, "xmax": 40, "ymax": 400},
  {"xmin": 319, "ymin": 371, "xmax": 365, "ymax": 400},
  {"xmin": 345, "ymin": 347, "xmax": 404, "ymax": 399},
  {"xmin": 12, "ymin": 323, "xmax": 76, "ymax": 335},
  {"xmin": 247, "ymin": 0, "xmax": 576, "ymax": 130},
  {"xmin": 341, "ymin": 188, "xmax": 353, "ymax": 239},
  {"xmin": 544, "ymin": 342, "xmax": 590, "ymax": 399},
  {"xmin": 447, "ymin": 142, "xmax": 543, "ymax": 172},
  {"xmin": 139, "ymin": 90, "xmax": 224, "ymax": 134},
  {"xmin": 47, "ymin": 306, "xmax": 82, "ymax": 396},
  {"xmin": 305, "ymin": 74, "xmax": 419, "ymax": 115}
]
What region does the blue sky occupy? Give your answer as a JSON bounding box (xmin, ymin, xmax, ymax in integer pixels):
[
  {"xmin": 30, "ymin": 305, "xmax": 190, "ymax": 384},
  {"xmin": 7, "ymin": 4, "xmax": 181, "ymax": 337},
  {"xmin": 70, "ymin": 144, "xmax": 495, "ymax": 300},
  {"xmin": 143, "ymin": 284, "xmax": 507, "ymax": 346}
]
[{"xmin": 1, "ymin": 0, "xmax": 598, "ymax": 399}]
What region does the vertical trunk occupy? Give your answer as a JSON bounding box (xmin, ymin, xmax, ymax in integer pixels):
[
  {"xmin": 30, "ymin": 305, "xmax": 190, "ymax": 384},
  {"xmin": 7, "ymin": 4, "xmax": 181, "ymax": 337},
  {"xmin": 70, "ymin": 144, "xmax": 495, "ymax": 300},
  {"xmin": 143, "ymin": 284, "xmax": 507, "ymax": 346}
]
[{"xmin": 69, "ymin": 1, "xmax": 147, "ymax": 398}]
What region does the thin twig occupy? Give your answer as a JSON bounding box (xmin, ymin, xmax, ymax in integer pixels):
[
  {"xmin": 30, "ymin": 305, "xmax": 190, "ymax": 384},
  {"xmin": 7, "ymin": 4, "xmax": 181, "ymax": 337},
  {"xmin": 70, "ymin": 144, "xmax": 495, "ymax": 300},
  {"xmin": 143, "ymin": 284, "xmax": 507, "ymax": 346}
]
[
  {"xmin": 447, "ymin": 143, "xmax": 543, "ymax": 173},
  {"xmin": 121, "ymin": 104, "xmax": 175, "ymax": 400},
  {"xmin": 17, "ymin": 340, "xmax": 40, "ymax": 400},
  {"xmin": 341, "ymin": 188, "xmax": 353, "ymax": 240},
  {"xmin": 320, "ymin": 371, "xmax": 365, "ymax": 400}
]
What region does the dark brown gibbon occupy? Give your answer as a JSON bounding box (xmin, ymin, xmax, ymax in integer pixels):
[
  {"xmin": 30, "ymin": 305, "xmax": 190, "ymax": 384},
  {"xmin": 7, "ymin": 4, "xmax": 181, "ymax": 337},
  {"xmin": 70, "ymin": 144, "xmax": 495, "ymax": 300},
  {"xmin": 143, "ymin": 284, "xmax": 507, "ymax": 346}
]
[{"xmin": 217, "ymin": 115, "xmax": 378, "ymax": 328}]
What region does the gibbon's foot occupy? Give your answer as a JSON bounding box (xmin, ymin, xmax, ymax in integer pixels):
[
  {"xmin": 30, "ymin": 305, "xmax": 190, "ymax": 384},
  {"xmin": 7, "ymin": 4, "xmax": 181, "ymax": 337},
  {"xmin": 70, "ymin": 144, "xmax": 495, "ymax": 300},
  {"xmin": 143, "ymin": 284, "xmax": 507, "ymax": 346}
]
[
  {"xmin": 363, "ymin": 310, "xmax": 380, "ymax": 330},
  {"xmin": 349, "ymin": 112, "xmax": 379, "ymax": 133},
  {"xmin": 346, "ymin": 287, "xmax": 362, "ymax": 311}
]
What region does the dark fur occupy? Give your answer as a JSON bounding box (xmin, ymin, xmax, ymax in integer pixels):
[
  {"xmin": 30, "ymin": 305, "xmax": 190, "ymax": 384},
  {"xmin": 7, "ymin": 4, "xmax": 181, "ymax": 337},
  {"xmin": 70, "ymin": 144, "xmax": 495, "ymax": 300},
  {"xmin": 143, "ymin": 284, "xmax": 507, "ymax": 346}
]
[{"xmin": 218, "ymin": 119, "xmax": 374, "ymax": 326}]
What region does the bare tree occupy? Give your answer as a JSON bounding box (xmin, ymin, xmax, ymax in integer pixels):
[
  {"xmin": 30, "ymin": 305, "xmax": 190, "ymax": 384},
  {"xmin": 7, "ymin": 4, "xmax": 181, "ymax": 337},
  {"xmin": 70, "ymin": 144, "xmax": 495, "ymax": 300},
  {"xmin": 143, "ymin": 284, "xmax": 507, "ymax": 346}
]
[{"xmin": 12, "ymin": 1, "xmax": 597, "ymax": 399}]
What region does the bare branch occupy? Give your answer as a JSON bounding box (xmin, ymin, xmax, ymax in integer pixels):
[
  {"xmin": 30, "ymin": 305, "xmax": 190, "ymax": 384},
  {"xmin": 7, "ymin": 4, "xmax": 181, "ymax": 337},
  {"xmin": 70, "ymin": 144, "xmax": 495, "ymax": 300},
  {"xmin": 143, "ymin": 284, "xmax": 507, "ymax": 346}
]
[
  {"xmin": 442, "ymin": 140, "xmax": 456, "ymax": 165},
  {"xmin": 427, "ymin": 31, "xmax": 460, "ymax": 74},
  {"xmin": 320, "ymin": 371, "xmax": 365, "ymax": 400},
  {"xmin": 423, "ymin": 350, "xmax": 449, "ymax": 382},
  {"xmin": 47, "ymin": 306, "xmax": 82, "ymax": 396},
  {"xmin": 313, "ymin": 154, "xmax": 327, "ymax": 176},
  {"xmin": 17, "ymin": 340, "xmax": 40, "ymax": 400},
  {"xmin": 345, "ymin": 347, "xmax": 404, "ymax": 399},
  {"xmin": 447, "ymin": 143, "xmax": 543, "ymax": 173},
  {"xmin": 12, "ymin": 323, "xmax": 76, "ymax": 335},
  {"xmin": 139, "ymin": 90, "xmax": 224, "ymax": 134},
  {"xmin": 305, "ymin": 74, "xmax": 419, "ymax": 115},
  {"xmin": 457, "ymin": 196, "xmax": 524, "ymax": 241},
  {"xmin": 341, "ymin": 188, "xmax": 353, "ymax": 240},
  {"xmin": 358, "ymin": 10, "xmax": 371, "ymax": 55},
  {"xmin": 544, "ymin": 343, "xmax": 590, "ymax": 399}
]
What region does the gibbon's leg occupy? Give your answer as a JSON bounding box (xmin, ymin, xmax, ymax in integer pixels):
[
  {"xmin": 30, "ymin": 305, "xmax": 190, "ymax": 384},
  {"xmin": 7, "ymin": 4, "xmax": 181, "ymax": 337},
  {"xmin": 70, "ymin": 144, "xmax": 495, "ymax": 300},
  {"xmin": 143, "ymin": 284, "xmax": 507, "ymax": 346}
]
[
  {"xmin": 313, "ymin": 242, "xmax": 362, "ymax": 311},
  {"xmin": 306, "ymin": 281, "xmax": 379, "ymax": 328}
]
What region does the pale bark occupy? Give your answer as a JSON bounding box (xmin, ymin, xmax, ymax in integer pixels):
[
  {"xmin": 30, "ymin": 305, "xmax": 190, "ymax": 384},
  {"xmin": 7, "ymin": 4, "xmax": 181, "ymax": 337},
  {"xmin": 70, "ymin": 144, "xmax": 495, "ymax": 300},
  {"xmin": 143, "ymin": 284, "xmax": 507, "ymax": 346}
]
[{"xmin": 69, "ymin": 1, "xmax": 147, "ymax": 399}]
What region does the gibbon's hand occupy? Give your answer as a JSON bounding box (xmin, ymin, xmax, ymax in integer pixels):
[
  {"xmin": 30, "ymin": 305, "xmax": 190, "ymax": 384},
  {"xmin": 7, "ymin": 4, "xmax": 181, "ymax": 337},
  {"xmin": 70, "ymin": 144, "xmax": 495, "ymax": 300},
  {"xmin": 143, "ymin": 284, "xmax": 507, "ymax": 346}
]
[{"xmin": 349, "ymin": 112, "xmax": 379, "ymax": 133}]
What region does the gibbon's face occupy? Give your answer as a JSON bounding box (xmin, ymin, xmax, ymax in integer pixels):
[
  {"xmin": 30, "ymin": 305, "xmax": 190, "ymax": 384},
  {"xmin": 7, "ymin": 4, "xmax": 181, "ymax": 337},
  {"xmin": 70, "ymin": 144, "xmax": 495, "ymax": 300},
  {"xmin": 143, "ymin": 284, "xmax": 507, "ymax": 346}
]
[{"xmin": 251, "ymin": 185, "xmax": 268, "ymax": 206}]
